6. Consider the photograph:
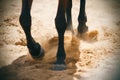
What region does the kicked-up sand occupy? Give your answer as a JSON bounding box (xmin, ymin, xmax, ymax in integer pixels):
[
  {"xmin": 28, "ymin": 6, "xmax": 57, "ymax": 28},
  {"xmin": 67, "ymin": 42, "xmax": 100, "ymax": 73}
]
[{"xmin": 0, "ymin": 0, "xmax": 120, "ymax": 80}]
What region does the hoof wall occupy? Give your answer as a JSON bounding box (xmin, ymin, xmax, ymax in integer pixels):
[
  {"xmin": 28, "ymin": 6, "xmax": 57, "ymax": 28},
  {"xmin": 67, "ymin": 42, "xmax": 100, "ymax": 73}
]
[
  {"xmin": 28, "ymin": 43, "xmax": 45, "ymax": 59},
  {"xmin": 52, "ymin": 64, "xmax": 66, "ymax": 71}
]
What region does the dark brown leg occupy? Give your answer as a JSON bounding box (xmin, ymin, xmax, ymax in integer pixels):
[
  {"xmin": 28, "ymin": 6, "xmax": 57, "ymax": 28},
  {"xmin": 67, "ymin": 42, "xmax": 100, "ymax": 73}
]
[
  {"xmin": 78, "ymin": 0, "xmax": 88, "ymax": 33},
  {"xmin": 66, "ymin": 0, "xmax": 74, "ymax": 33},
  {"xmin": 53, "ymin": 0, "xmax": 69, "ymax": 70},
  {"xmin": 19, "ymin": 0, "xmax": 44, "ymax": 59}
]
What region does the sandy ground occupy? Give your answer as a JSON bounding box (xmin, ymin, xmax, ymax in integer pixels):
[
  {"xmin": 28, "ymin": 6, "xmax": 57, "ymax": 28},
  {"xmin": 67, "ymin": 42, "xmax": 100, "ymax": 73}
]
[{"xmin": 0, "ymin": 0, "xmax": 120, "ymax": 80}]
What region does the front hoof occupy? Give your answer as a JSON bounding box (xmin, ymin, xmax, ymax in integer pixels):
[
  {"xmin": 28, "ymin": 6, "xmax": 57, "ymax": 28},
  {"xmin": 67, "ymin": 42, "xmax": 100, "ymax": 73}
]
[
  {"xmin": 52, "ymin": 64, "xmax": 66, "ymax": 71},
  {"xmin": 27, "ymin": 43, "xmax": 45, "ymax": 59}
]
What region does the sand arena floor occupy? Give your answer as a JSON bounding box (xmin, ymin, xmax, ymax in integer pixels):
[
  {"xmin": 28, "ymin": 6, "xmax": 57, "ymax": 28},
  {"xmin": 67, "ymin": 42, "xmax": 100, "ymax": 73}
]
[{"xmin": 0, "ymin": 0, "xmax": 120, "ymax": 80}]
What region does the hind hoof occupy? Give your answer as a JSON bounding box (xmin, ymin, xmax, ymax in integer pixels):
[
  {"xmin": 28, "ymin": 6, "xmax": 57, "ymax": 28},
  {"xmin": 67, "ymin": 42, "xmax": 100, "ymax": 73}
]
[
  {"xmin": 78, "ymin": 23, "xmax": 88, "ymax": 34},
  {"xmin": 27, "ymin": 43, "xmax": 45, "ymax": 59},
  {"xmin": 52, "ymin": 64, "xmax": 66, "ymax": 71}
]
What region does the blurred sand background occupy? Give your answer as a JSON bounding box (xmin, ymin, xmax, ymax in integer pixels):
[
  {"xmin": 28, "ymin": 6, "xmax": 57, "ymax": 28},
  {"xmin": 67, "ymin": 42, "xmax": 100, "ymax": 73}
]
[{"xmin": 0, "ymin": 0, "xmax": 120, "ymax": 80}]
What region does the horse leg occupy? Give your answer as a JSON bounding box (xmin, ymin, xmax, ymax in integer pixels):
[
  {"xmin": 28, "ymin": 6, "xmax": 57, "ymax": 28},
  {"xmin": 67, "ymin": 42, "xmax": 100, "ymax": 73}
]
[
  {"xmin": 19, "ymin": 0, "xmax": 44, "ymax": 59},
  {"xmin": 66, "ymin": 0, "xmax": 74, "ymax": 33},
  {"xmin": 78, "ymin": 0, "xmax": 88, "ymax": 33},
  {"xmin": 53, "ymin": 0, "xmax": 68, "ymax": 70}
]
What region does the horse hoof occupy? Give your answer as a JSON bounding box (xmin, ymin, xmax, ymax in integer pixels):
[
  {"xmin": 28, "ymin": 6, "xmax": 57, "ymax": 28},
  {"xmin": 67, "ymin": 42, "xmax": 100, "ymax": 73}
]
[
  {"xmin": 27, "ymin": 43, "xmax": 45, "ymax": 59},
  {"xmin": 52, "ymin": 64, "xmax": 66, "ymax": 71},
  {"xmin": 78, "ymin": 24, "xmax": 88, "ymax": 34}
]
